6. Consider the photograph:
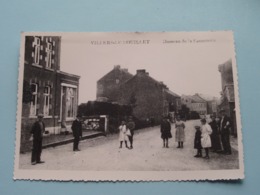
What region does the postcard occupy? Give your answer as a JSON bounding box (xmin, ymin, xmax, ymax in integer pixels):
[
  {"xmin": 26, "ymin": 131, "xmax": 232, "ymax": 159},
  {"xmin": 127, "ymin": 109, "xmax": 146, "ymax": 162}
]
[{"xmin": 14, "ymin": 31, "xmax": 244, "ymax": 181}]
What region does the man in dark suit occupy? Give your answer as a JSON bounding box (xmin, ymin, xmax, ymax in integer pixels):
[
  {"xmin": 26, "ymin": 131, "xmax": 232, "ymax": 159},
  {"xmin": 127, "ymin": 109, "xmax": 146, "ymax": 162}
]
[
  {"xmin": 71, "ymin": 115, "xmax": 82, "ymax": 151},
  {"xmin": 30, "ymin": 113, "xmax": 46, "ymax": 165},
  {"xmin": 219, "ymin": 109, "xmax": 232, "ymax": 155},
  {"xmin": 126, "ymin": 117, "xmax": 135, "ymax": 149}
]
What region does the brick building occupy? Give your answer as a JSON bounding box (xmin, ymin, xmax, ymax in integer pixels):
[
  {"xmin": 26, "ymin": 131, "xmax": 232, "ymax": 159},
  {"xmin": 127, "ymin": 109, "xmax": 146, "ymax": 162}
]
[
  {"xmin": 218, "ymin": 59, "xmax": 235, "ymax": 116},
  {"xmin": 97, "ymin": 67, "xmax": 181, "ymax": 124},
  {"xmin": 218, "ymin": 59, "xmax": 236, "ymax": 135},
  {"xmin": 21, "ymin": 36, "xmax": 80, "ymax": 152},
  {"xmin": 96, "ymin": 65, "xmax": 133, "ymax": 103}
]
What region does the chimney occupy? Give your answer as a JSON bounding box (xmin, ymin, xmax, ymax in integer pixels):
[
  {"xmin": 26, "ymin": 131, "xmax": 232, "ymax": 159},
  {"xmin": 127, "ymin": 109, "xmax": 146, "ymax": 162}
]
[
  {"xmin": 114, "ymin": 65, "xmax": 121, "ymax": 69},
  {"xmin": 136, "ymin": 69, "xmax": 147, "ymax": 75},
  {"xmin": 122, "ymin": 68, "xmax": 128, "ymax": 72}
]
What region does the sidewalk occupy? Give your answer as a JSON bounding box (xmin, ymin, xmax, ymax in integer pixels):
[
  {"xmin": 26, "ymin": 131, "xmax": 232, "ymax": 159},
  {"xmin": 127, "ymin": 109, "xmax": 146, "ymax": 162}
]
[{"xmin": 42, "ymin": 130, "xmax": 104, "ymax": 149}]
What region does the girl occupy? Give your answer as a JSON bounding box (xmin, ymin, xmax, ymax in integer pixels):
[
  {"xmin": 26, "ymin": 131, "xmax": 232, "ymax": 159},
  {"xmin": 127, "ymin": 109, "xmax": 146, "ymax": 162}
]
[
  {"xmin": 175, "ymin": 116, "xmax": 185, "ymax": 148},
  {"xmin": 194, "ymin": 126, "xmax": 202, "ymax": 157},
  {"xmin": 118, "ymin": 121, "xmax": 129, "ymax": 148},
  {"xmin": 200, "ymin": 118, "xmax": 213, "ymax": 159}
]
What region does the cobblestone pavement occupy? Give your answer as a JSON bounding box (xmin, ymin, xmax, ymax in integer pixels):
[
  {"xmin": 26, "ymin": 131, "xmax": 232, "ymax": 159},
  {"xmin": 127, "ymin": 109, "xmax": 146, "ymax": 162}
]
[{"xmin": 19, "ymin": 120, "xmax": 239, "ymax": 171}]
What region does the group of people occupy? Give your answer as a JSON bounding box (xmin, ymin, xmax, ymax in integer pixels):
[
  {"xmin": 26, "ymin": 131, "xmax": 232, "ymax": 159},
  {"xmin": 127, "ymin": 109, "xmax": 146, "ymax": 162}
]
[
  {"xmin": 118, "ymin": 117, "xmax": 135, "ymax": 149},
  {"xmin": 30, "ymin": 114, "xmax": 83, "ymax": 165},
  {"xmin": 160, "ymin": 116, "xmax": 186, "ymax": 149},
  {"xmin": 160, "ymin": 109, "xmax": 233, "ymax": 159},
  {"xmin": 194, "ymin": 109, "xmax": 232, "ymax": 159},
  {"xmin": 29, "ymin": 109, "xmax": 232, "ymax": 165}
]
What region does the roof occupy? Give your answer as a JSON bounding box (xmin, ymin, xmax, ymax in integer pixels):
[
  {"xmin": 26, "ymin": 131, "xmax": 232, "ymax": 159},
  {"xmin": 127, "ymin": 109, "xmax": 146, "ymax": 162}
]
[
  {"xmin": 126, "ymin": 70, "xmax": 165, "ymax": 87},
  {"xmin": 125, "ymin": 70, "xmax": 180, "ymax": 98},
  {"xmin": 58, "ymin": 70, "xmax": 81, "ymax": 79},
  {"xmin": 191, "ymin": 95, "xmax": 207, "ymax": 103},
  {"xmin": 182, "ymin": 94, "xmax": 207, "ymax": 103},
  {"xmin": 97, "ymin": 66, "xmax": 133, "ymax": 83},
  {"xmin": 165, "ymin": 89, "xmax": 180, "ymax": 98},
  {"xmin": 197, "ymin": 93, "xmax": 220, "ymax": 102}
]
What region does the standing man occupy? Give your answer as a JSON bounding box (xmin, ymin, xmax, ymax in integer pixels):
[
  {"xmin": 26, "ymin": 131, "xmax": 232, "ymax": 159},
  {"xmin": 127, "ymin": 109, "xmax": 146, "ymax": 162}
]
[
  {"xmin": 30, "ymin": 113, "xmax": 46, "ymax": 165},
  {"xmin": 219, "ymin": 109, "xmax": 232, "ymax": 155},
  {"xmin": 71, "ymin": 114, "xmax": 82, "ymax": 151},
  {"xmin": 126, "ymin": 116, "xmax": 135, "ymax": 149}
]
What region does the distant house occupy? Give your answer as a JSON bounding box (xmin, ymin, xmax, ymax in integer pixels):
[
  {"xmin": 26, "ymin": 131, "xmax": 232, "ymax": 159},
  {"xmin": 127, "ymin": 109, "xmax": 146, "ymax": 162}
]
[
  {"xmin": 181, "ymin": 94, "xmax": 207, "ymax": 115},
  {"xmin": 196, "ymin": 94, "xmax": 220, "ymax": 115},
  {"xmin": 96, "ymin": 68, "xmax": 180, "ymax": 124},
  {"xmin": 21, "ymin": 36, "xmax": 80, "ymax": 152}
]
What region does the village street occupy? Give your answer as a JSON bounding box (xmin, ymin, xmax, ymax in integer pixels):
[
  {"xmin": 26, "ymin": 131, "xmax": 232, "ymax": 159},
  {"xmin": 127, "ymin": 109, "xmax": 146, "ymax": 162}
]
[{"xmin": 19, "ymin": 120, "xmax": 239, "ymax": 171}]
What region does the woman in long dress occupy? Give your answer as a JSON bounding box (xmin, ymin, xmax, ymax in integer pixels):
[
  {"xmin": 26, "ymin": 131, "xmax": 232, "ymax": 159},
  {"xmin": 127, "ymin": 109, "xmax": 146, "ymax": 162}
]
[
  {"xmin": 175, "ymin": 116, "xmax": 185, "ymax": 148},
  {"xmin": 209, "ymin": 115, "xmax": 222, "ymax": 152},
  {"xmin": 118, "ymin": 121, "xmax": 129, "ymax": 148},
  {"xmin": 200, "ymin": 118, "xmax": 213, "ymax": 159},
  {"xmin": 194, "ymin": 126, "xmax": 202, "ymax": 157},
  {"xmin": 160, "ymin": 117, "xmax": 172, "ymax": 148}
]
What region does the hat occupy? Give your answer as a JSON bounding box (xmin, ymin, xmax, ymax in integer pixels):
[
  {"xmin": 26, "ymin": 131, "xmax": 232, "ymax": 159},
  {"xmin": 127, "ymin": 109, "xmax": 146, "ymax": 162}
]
[
  {"xmin": 194, "ymin": 126, "xmax": 200, "ymax": 130},
  {"xmin": 37, "ymin": 113, "xmax": 44, "ymax": 118}
]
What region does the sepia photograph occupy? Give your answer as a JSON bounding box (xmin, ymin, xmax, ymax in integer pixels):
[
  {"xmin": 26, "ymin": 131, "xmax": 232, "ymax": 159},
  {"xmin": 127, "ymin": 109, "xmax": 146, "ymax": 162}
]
[{"xmin": 14, "ymin": 31, "xmax": 244, "ymax": 181}]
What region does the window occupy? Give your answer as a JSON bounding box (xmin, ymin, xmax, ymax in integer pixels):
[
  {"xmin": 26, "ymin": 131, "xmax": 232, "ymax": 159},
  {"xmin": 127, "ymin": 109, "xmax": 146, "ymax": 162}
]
[
  {"xmin": 33, "ymin": 37, "xmax": 41, "ymax": 65},
  {"xmin": 66, "ymin": 87, "xmax": 76, "ymax": 118},
  {"xmin": 30, "ymin": 83, "xmax": 38, "ymax": 116},
  {"xmin": 46, "ymin": 42, "xmax": 53, "ymax": 68},
  {"xmin": 43, "ymin": 86, "xmax": 50, "ymax": 116}
]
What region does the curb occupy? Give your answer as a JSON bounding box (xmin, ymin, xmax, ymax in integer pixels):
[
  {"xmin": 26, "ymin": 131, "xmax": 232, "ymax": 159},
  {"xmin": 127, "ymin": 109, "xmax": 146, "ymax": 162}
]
[{"xmin": 42, "ymin": 132, "xmax": 105, "ymax": 149}]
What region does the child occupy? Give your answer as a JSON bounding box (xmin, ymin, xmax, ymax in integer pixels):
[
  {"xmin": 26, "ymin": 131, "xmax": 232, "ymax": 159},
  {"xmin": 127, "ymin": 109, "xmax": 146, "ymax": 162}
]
[
  {"xmin": 194, "ymin": 126, "xmax": 202, "ymax": 157},
  {"xmin": 200, "ymin": 118, "xmax": 213, "ymax": 159},
  {"xmin": 175, "ymin": 116, "xmax": 185, "ymax": 148},
  {"xmin": 118, "ymin": 121, "xmax": 129, "ymax": 149}
]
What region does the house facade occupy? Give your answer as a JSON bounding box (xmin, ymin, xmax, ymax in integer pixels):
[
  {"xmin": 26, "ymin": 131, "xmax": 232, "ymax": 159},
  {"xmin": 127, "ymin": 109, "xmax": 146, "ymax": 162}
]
[
  {"xmin": 21, "ymin": 36, "xmax": 80, "ymax": 152},
  {"xmin": 96, "ymin": 68, "xmax": 180, "ymax": 124},
  {"xmin": 218, "ymin": 59, "xmax": 235, "ymax": 116},
  {"xmin": 96, "ymin": 65, "xmax": 133, "ymax": 103},
  {"xmin": 196, "ymin": 94, "xmax": 219, "ymax": 115},
  {"xmin": 181, "ymin": 94, "xmax": 207, "ymax": 115},
  {"xmin": 218, "ymin": 59, "xmax": 236, "ymax": 136}
]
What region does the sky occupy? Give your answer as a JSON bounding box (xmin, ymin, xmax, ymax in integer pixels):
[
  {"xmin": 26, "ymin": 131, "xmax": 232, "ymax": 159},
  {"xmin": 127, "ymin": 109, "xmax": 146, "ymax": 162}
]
[{"xmin": 59, "ymin": 31, "xmax": 236, "ymax": 104}]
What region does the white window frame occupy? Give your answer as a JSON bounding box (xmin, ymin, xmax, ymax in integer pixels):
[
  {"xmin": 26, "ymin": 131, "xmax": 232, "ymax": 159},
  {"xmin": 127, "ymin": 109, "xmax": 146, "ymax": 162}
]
[
  {"xmin": 66, "ymin": 87, "xmax": 76, "ymax": 119},
  {"xmin": 60, "ymin": 83, "xmax": 78, "ymax": 121},
  {"xmin": 43, "ymin": 86, "xmax": 51, "ymax": 116},
  {"xmin": 33, "ymin": 37, "xmax": 41, "ymax": 65},
  {"xmin": 46, "ymin": 42, "xmax": 53, "ymax": 69},
  {"xmin": 30, "ymin": 83, "xmax": 38, "ymax": 116}
]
